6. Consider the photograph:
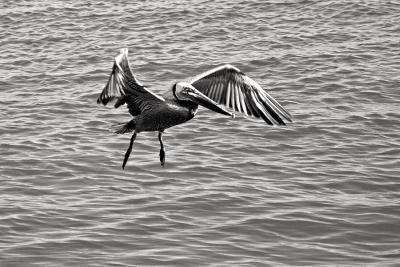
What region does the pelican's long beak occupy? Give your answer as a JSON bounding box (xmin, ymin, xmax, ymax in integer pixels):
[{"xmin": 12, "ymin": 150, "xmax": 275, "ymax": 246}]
[{"xmin": 187, "ymin": 88, "xmax": 233, "ymax": 117}]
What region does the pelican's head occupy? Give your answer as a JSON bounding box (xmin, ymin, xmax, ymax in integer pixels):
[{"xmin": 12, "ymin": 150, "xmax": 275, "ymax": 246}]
[{"xmin": 172, "ymin": 82, "xmax": 232, "ymax": 117}]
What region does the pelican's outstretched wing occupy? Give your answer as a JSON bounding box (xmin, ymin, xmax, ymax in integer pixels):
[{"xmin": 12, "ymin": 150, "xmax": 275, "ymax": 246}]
[
  {"xmin": 190, "ymin": 65, "xmax": 292, "ymax": 125},
  {"xmin": 97, "ymin": 48, "xmax": 164, "ymax": 116}
]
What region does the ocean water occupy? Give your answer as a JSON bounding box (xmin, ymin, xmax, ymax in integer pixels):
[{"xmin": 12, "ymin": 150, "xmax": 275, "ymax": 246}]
[{"xmin": 1, "ymin": 0, "xmax": 400, "ymax": 266}]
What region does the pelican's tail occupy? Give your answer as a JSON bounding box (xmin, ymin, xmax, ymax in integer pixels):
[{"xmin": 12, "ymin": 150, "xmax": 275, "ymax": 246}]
[{"xmin": 112, "ymin": 120, "xmax": 136, "ymax": 134}]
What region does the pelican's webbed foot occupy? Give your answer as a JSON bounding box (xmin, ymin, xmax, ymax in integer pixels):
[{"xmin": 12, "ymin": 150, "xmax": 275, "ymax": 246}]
[
  {"xmin": 122, "ymin": 132, "xmax": 137, "ymax": 169},
  {"xmin": 160, "ymin": 149, "xmax": 165, "ymax": 167},
  {"xmin": 158, "ymin": 131, "xmax": 165, "ymax": 167}
]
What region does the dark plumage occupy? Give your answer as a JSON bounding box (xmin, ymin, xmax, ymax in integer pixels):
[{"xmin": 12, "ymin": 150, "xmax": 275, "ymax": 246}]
[{"xmin": 97, "ymin": 48, "xmax": 292, "ymax": 168}]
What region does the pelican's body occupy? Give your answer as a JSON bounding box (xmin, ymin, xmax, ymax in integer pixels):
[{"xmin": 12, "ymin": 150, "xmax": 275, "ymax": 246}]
[
  {"xmin": 134, "ymin": 100, "xmax": 197, "ymax": 132},
  {"xmin": 97, "ymin": 48, "xmax": 292, "ymax": 168}
]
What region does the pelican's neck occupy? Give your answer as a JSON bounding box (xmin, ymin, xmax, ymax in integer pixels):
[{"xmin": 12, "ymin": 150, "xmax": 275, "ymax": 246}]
[
  {"xmin": 172, "ymin": 98, "xmax": 198, "ymax": 117},
  {"xmin": 190, "ymin": 105, "xmax": 199, "ymax": 117},
  {"xmin": 172, "ymin": 83, "xmax": 198, "ymax": 115}
]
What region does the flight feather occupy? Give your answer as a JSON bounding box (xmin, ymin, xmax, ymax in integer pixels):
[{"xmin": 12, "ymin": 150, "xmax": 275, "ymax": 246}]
[{"xmin": 190, "ymin": 64, "xmax": 292, "ymax": 125}]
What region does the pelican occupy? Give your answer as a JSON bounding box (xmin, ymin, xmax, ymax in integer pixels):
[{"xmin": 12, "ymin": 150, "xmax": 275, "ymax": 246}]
[{"xmin": 97, "ymin": 48, "xmax": 292, "ymax": 169}]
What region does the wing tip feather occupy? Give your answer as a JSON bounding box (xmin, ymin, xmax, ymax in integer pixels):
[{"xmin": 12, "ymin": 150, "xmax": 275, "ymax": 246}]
[{"xmin": 223, "ymin": 64, "xmax": 240, "ymax": 72}]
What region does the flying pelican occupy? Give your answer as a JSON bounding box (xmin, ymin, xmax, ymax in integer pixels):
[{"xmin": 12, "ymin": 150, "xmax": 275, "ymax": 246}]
[{"xmin": 97, "ymin": 48, "xmax": 292, "ymax": 169}]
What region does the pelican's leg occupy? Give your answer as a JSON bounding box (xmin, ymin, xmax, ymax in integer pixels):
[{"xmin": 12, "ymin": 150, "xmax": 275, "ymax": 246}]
[
  {"xmin": 158, "ymin": 131, "xmax": 165, "ymax": 167},
  {"xmin": 122, "ymin": 132, "xmax": 137, "ymax": 169}
]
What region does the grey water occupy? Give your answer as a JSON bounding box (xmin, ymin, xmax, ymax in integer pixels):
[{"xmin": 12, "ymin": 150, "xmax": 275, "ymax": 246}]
[{"xmin": 1, "ymin": 0, "xmax": 400, "ymax": 266}]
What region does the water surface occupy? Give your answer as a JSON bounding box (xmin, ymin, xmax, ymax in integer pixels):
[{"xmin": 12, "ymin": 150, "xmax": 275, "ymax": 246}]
[{"xmin": 1, "ymin": 0, "xmax": 400, "ymax": 266}]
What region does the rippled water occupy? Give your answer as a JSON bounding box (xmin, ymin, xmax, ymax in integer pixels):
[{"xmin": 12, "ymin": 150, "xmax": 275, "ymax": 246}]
[{"xmin": 1, "ymin": 0, "xmax": 400, "ymax": 266}]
